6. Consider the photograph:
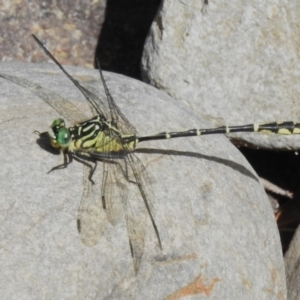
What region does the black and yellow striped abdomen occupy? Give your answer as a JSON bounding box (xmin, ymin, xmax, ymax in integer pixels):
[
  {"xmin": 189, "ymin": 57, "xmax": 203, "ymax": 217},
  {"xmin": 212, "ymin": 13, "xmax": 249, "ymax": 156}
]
[{"xmin": 136, "ymin": 121, "xmax": 300, "ymax": 144}]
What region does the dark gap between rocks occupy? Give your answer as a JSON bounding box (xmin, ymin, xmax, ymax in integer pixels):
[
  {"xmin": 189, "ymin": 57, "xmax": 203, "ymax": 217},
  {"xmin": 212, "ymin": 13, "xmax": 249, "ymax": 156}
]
[{"xmin": 239, "ymin": 147, "xmax": 300, "ymax": 253}]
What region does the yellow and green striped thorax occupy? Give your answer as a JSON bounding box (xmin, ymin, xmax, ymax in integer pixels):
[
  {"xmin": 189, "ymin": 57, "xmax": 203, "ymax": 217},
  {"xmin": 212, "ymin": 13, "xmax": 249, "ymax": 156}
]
[{"xmin": 48, "ymin": 115, "xmax": 137, "ymax": 154}]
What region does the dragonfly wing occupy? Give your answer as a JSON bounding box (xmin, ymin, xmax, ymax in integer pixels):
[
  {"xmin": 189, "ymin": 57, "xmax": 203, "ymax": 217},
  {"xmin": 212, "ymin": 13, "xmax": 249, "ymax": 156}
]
[
  {"xmin": 76, "ymin": 156, "xmax": 125, "ymax": 246},
  {"xmin": 72, "ymin": 82, "xmax": 108, "ymax": 119},
  {"xmin": 122, "ymin": 168, "xmax": 146, "ymax": 274},
  {"xmin": 96, "ymin": 66, "xmax": 138, "ymax": 135},
  {"xmin": 125, "ymin": 148, "xmax": 162, "ymax": 251},
  {"xmin": 101, "ymin": 161, "xmax": 123, "ymax": 226},
  {"xmin": 80, "ymin": 147, "xmax": 151, "ymax": 272},
  {"xmin": 121, "ymin": 151, "xmax": 161, "ymax": 273},
  {"xmin": 77, "ymin": 152, "xmax": 147, "ymax": 273},
  {"xmin": 32, "ymin": 34, "xmax": 108, "ymax": 120},
  {"xmin": 0, "ymin": 74, "xmax": 88, "ymax": 124},
  {"xmin": 77, "ymin": 164, "xmax": 107, "ymax": 247},
  {"xmin": 79, "ymin": 84, "xmax": 109, "ymax": 118}
]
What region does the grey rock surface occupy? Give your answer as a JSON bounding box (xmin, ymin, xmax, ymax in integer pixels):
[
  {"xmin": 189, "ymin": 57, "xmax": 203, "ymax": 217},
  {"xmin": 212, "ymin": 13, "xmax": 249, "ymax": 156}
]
[
  {"xmin": 141, "ymin": 0, "xmax": 300, "ymax": 150},
  {"xmin": 0, "ymin": 62, "xmax": 286, "ymax": 299},
  {"xmin": 285, "ymin": 226, "xmax": 300, "ymax": 300}
]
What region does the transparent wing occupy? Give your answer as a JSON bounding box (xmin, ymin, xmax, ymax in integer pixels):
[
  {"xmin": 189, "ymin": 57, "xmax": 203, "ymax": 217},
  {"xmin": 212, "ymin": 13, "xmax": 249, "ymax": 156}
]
[
  {"xmin": 32, "ymin": 34, "xmax": 136, "ymax": 136},
  {"xmin": 122, "ymin": 175, "xmax": 146, "ymax": 274},
  {"xmin": 96, "ymin": 65, "xmax": 138, "ymax": 136},
  {"xmin": 76, "ymin": 158, "xmax": 126, "ymax": 247},
  {"xmin": 32, "ymin": 34, "xmax": 108, "ymax": 119},
  {"xmin": 77, "ymin": 164, "xmax": 107, "ymax": 247},
  {"xmin": 124, "ymin": 149, "xmax": 162, "ymax": 250},
  {"xmin": 102, "ymin": 161, "xmax": 124, "ymax": 226},
  {"xmin": 107, "ymin": 155, "xmax": 148, "ymax": 274},
  {"xmin": 76, "ymin": 142, "xmax": 157, "ymax": 273},
  {"xmin": 77, "ymin": 153, "xmax": 147, "ymax": 274},
  {"xmin": 0, "ymin": 73, "xmax": 87, "ymax": 123}
]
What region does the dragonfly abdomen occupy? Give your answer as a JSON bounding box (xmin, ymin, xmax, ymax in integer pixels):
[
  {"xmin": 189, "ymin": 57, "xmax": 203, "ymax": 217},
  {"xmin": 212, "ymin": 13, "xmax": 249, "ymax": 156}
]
[{"xmin": 136, "ymin": 121, "xmax": 300, "ymax": 144}]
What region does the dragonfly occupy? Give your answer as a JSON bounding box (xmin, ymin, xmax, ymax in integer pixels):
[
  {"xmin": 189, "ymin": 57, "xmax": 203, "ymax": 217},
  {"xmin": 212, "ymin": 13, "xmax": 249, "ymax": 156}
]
[{"xmin": 2, "ymin": 35, "xmax": 300, "ymax": 274}]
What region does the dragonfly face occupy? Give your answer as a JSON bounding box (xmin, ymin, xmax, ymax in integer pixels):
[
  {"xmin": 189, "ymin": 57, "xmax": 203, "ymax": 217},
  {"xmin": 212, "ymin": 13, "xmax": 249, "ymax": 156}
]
[{"xmin": 48, "ymin": 118, "xmax": 71, "ymax": 150}]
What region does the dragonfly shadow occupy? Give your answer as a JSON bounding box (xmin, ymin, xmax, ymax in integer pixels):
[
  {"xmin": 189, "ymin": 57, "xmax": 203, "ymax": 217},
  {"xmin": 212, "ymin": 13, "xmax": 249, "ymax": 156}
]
[
  {"xmin": 34, "ymin": 131, "xmax": 60, "ymax": 156},
  {"xmin": 135, "ymin": 148, "xmax": 259, "ymax": 183}
]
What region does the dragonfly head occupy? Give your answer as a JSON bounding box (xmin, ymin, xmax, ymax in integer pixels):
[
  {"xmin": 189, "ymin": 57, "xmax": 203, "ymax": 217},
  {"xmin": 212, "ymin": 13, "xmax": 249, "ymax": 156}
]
[{"xmin": 48, "ymin": 118, "xmax": 71, "ymax": 149}]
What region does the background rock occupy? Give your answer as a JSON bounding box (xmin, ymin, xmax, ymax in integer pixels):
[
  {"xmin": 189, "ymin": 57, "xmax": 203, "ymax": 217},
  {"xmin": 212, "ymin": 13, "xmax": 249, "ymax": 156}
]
[
  {"xmin": 0, "ymin": 0, "xmax": 106, "ymax": 67},
  {"xmin": 0, "ymin": 0, "xmax": 161, "ymax": 79},
  {"xmin": 142, "ymin": 0, "xmax": 300, "ymax": 150},
  {"xmin": 285, "ymin": 226, "xmax": 300, "ymax": 300},
  {"xmin": 0, "ymin": 61, "xmax": 286, "ymax": 299}
]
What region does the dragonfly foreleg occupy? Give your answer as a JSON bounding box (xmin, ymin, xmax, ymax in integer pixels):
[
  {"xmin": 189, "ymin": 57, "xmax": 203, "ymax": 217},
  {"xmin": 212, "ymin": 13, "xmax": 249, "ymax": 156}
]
[{"xmin": 48, "ymin": 151, "xmax": 72, "ymax": 174}]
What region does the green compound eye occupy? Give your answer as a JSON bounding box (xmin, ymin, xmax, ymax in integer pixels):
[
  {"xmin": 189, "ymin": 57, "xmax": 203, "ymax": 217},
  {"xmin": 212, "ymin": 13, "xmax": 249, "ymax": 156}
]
[
  {"xmin": 57, "ymin": 127, "xmax": 71, "ymax": 147},
  {"xmin": 51, "ymin": 118, "xmax": 65, "ymax": 135},
  {"xmin": 51, "ymin": 118, "xmax": 65, "ymax": 128}
]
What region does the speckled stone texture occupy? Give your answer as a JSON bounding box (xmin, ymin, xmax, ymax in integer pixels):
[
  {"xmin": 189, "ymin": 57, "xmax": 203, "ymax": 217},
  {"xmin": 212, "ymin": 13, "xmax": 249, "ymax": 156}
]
[
  {"xmin": 0, "ymin": 0, "xmax": 106, "ymax": 67},
  {"xmin": 0, "ymin": 61, "xmax": 286, "ymax": 299},
  {"xmin": 142, "ymin": 0, "xmax": 300, "ymax": 150}
]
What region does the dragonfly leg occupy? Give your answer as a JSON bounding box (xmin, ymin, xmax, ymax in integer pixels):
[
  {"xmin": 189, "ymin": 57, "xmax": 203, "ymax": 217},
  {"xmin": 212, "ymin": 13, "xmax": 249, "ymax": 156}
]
[
  {"xmin": 101, "ymin": 165, "xmax": 108, "ymax": 209},
  {"xmin": 109, "ymin": 158, "xmax": 136, "ymax": 184},
  {"xmin": 73, "ymin": 155, "xmax": 98, "ymax": 185},
  {"xmin": 48, "ymin": 151, "xmax": 72, "ymax": 174}
]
